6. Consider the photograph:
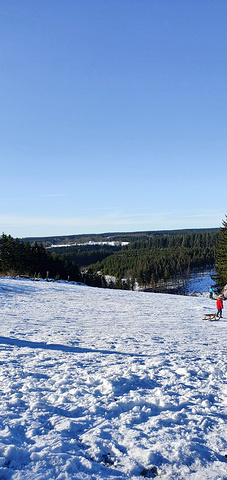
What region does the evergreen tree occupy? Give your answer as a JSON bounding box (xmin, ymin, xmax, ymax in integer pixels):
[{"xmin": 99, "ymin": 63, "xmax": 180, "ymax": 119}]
[
  {"xmin": 214, "ymin": 216, "xmax": 227, "ymax": 291},
  {"xmin": 0, "ymin": 234, "xmax": 15, "ymax": 273}
]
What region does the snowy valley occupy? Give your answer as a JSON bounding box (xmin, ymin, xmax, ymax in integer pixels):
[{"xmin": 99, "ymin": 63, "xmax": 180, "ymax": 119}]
[{"xmin": 0, "ymin": 277, "xmax": 227, "ymax": 479}]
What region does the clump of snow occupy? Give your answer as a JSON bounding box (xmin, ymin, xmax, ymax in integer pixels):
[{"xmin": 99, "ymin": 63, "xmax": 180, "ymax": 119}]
[{"xmin": 0, "ymin": 277, "xmax": 226, "ymax": 479}]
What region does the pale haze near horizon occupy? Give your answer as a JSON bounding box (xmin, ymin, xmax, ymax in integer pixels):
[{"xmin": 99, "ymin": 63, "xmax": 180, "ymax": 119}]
[{"xmin": 0, "ymin": 0, "xmax": 226, "ymax": 238}]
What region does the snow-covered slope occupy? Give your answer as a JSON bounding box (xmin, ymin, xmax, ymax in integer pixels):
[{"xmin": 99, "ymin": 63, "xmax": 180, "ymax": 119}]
[{"xmin": 0, "ymin": 278, "xmax": 226, "ymax": 479}]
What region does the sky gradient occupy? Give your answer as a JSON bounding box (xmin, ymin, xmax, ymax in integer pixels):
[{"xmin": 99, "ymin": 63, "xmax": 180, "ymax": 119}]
[{"xmin": 1, "ymin": 0, "xmax": 226, "ymax": 238}]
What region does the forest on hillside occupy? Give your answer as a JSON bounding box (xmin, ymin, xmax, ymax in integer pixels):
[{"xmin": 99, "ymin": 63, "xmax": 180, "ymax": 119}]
[
  {"xmin": 89, "ymin": 231, "xmax": 219, "ymax": 289},
  {"xmin": 50, "ymin": 244, "xmax": 122, "ymax": 267}
]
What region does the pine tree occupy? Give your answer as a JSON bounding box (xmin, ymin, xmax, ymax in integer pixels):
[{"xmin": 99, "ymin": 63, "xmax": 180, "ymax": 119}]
[{"xmin": 214, "ymin": 216, "xmax": 227, "ymax": 291}]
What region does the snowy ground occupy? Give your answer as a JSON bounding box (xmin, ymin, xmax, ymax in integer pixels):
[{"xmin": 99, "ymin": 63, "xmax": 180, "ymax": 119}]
[
  {"xmin": 186, "ymin": 270, "xmax": 214, "ymax": 295},
  {"xmin": 0, "ymin": 277, "xmax": 227, "ymax": 480}
]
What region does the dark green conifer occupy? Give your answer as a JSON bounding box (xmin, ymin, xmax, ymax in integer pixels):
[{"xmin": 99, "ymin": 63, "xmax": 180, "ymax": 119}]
[{"xmin": 214, "ymin": 216, "xmax": 227, "ymax": 291}]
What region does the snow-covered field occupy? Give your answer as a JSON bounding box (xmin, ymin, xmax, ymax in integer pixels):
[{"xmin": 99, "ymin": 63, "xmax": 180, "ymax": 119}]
[{"xmin": 0, "ymin": 277, "xmax": 226, "ymax": 480}]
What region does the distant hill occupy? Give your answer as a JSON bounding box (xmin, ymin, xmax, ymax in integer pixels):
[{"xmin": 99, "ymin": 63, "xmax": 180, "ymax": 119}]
[{"xmin": 21, "ymin": 228, "xmax": 219, "ymax": 247}]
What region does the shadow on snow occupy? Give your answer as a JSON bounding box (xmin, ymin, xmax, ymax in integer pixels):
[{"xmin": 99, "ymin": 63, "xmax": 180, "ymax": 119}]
[{"xmin": 0, "ymin": 336, "xmax": 147, "ymax": 358}]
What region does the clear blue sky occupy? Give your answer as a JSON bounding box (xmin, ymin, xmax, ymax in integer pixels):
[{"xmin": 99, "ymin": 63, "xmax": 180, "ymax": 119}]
[{"xmin": 1, "ymin": 0, "xmax": 226, "ymax": 238}]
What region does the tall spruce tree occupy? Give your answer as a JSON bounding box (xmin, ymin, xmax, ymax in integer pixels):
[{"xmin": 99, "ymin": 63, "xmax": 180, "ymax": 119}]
[{"xmin": 214, "ymin": 216, "xmax": 227, "ymax": 291}]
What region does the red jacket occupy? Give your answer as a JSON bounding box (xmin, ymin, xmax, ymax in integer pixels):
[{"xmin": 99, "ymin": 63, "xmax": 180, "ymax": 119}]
[{"xmin": 217, "ymin": 298, "xmax": 223, "ymax": 309}]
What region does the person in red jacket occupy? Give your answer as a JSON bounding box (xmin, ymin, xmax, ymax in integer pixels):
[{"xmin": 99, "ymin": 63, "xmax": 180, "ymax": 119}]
[{"xmin": 216, "ymin": 295, "xmax": 224, "ymax": 318}]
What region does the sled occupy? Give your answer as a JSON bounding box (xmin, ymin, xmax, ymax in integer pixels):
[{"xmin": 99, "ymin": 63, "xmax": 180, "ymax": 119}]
[{"xmin": 203, "ymin": 313, "xmax": 219, "ymax": 321}]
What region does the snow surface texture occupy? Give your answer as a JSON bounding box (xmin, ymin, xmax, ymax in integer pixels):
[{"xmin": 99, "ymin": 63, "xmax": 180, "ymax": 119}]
[{"xmin": 0, "ymin": 277, "xmax": 227, "ymax": 480}]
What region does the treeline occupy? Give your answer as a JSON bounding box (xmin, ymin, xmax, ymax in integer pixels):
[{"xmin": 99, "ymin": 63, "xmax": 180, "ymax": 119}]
[
  {"xmin": 90, "ymin": 231, "xmax": 219, "ymax": 288},
  {"xmin": 0, "ymin": 234, "xmax": 102, "ymax": 286},
  {"xmin": 0, "ymin": 234, "xmax": 82, "ymax": 281}
]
